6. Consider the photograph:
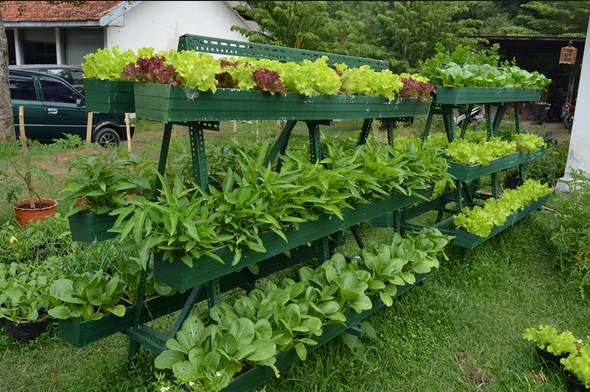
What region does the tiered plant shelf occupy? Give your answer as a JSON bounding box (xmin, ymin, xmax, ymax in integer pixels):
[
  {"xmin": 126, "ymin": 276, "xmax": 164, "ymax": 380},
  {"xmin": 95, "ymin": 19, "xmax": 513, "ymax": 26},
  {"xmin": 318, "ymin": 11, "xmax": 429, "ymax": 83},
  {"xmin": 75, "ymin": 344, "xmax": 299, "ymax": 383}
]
[
  {"xmin": 399, "ymin": 82, "xmax": 549, "ymax": 251},
  {"xmin": 58, "ymin": 34, "xmax": 444, "ymax": 391}
]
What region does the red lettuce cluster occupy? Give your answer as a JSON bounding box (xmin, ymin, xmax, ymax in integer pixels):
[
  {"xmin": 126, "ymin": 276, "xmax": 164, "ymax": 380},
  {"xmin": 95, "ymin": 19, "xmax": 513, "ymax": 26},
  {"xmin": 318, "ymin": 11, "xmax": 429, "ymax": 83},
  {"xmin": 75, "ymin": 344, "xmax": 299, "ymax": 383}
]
[
  {"xmin": 252, "ymin": 68, "xmax": 287, "ymax": 95},
  {"xmin": 399, "ymin": 78, "xmax": 436, "ymax": 101},
  {"xmin": 121, "ymin": 56, "xmax": 183, "ymax": 86}
]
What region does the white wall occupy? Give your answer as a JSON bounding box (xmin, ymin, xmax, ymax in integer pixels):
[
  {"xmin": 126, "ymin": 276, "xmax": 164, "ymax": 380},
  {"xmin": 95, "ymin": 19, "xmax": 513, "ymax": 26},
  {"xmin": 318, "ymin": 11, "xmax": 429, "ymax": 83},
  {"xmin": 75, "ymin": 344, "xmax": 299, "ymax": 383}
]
[
  {"xmin": 104, "ymin": 1, "xmax": 249, "ymax": 52},
  {"xmin": 557, "ymin": 16, "xmax": 590, "ymax": 192}
]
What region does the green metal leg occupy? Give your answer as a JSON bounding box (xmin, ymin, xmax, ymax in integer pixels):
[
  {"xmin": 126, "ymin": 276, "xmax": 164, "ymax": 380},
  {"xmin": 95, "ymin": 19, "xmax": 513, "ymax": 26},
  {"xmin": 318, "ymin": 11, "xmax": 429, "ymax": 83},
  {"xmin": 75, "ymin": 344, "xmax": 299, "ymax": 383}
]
[
  {"xmin": 459, "ymin": 104, "xmax": 473, "ymax": 139},
  {"xmin": 357, "ymin": 118, "xmax": 373, "ymax": 145},
  {"xmin": 421, "ymin": 103, "xmax": 436, "ymax": 142},
  {"xmin": 307, "ymin": 121, "xmax": 323, "ymax": 163},
  {"xmin": 207, "ymin": 279, "xmax": 221, "ymax": 307},
  {"xmin": 188, "ymin": 124, "xmax": 209, "ymax": 189},
  {"xmin": 492, "ymin": 104, "xmax": 507, "ymax": 136},
  {"xmin": 264, "ymin": 120, "xmax": 297, "ymax": 170},
  {"xmin": 154, "ymin": 123, "xmax": 173, "ymax": 196},
  {"xmin": 387, "ymin": 119, "xmax": 395, "ymax": 146},
  {"xmin": 350, "ymin": 225, "xmax": 365, "ymax": 249},
  {"xmin": 442, "ymin": 105, "xmax": 456, "ymax": 142}
]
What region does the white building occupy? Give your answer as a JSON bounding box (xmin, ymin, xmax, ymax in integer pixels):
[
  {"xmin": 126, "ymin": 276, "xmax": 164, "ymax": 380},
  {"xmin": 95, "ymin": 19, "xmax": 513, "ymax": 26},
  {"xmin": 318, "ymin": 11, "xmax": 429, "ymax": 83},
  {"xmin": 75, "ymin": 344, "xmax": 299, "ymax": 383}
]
[{"xmin": 2, "ymin": 1, "xmax": 256, "ymax": 66}]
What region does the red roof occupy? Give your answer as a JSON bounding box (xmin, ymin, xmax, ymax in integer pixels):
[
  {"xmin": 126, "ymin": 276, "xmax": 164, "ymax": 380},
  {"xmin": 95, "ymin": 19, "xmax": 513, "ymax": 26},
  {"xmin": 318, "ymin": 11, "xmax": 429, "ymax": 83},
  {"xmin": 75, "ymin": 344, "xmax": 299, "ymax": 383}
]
[{"xmin": 0, "ymin": 1, "xmax": 124, "ymax": 22}]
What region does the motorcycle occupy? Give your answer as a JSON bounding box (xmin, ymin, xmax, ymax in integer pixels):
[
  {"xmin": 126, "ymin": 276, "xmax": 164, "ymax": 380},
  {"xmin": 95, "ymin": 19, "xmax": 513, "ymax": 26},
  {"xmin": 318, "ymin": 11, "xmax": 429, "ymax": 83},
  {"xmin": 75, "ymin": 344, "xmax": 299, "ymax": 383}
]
[
  {"xmin": 562, "ymin": 102, "xmax": 575, "ymax": 132},
  {"xmin": 455, "ymin": 106, "xmax": 484, "ymax": 128}
]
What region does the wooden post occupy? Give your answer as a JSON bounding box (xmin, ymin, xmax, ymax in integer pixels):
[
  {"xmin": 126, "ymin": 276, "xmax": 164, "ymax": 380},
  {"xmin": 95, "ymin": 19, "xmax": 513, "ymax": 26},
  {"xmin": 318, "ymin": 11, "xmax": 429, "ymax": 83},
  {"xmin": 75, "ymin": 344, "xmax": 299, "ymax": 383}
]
[
  {"xmin": 125, "ymin": 113, "xmax": 132, "ymax": 152},
  {"xmin": 86, "ymin": 111, "xmax": 93, "ymax": 144},
  {"xmin": 18, "ymin": 106, "xmax": 34, "ymax": 208}
]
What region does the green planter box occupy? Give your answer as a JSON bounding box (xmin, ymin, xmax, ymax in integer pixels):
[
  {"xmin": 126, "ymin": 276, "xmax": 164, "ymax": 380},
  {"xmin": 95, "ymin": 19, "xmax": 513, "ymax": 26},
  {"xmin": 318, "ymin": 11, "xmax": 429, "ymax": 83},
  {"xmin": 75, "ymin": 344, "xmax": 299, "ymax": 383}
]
[
  {"xmin": 453, "ymin": 194, "xmax": 549, "ymax": 249},
  {"xmin": 222, "ymin": 270, "xmax": 437, "ymax": 392},
  {"xmin": 134, "ymin": 83, "xmax": 432, "ymax": 122},
  {"xmin": 434, "ymin": 87, "xmax": 542, "ymax": 105},
  {"xmin": 58, "ymin": 310, "xmax": 134, "ymax": 348},
  {"xmin": 154, "ymin": 191, "xmax": 433, "ymax": 292},
  {"xmin": 68, "ymin": 210, "xmax": 118, "ymax": 243},
  {"xmin": 57, "ymin": 292, "xmax": 194, "ymax": 348},
  {"xmin": 371, "ymin": 186, "xmax": 434, "ymax": 227},
  {"xmin": 84, "ymin": 79, "xmax": 135, "ymax": 113},
  {"xmin": 448, "ymin": 149, "xmax": 545, "ymax": 182}
]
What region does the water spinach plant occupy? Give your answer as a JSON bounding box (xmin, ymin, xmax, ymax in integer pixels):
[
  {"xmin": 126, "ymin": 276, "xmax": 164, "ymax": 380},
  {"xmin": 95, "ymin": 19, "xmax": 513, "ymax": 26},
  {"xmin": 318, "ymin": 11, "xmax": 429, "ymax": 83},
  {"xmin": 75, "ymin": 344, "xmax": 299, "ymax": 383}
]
[{"xmin": 111, "ymin": 137, "xmax": 451, "ymax": 269}]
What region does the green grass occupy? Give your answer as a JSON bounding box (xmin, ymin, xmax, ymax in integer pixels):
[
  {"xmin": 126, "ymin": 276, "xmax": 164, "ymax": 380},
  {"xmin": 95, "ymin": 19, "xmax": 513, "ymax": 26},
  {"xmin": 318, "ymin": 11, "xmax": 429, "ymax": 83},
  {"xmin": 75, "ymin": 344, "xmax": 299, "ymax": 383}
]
[{"xmin": 0, "ymin": 118, "xmax": 585, "ymax": 392}]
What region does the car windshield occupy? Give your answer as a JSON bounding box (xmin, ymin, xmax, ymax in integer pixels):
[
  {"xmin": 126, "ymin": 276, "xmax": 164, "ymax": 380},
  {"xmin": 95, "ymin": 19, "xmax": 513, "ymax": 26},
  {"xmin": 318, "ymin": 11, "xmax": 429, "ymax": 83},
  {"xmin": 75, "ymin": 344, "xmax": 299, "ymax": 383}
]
[{"xmin": 70, "ymin": 69, "xmax": 84, "ymax": 85}]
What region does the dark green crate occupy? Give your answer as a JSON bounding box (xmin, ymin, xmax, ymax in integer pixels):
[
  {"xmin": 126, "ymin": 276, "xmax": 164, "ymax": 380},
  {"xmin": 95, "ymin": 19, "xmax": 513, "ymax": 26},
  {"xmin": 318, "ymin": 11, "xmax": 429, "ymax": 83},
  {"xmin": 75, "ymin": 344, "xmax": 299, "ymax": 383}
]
[
  {"xmin": 154, "ymin": 191, "xmax": 431, "ymax": 291},
  {"xmin": 84, "ymin": 79, "xmax": 135, "ymax": 113},
  {"xmin": 58, "ymin": 310, "xmax": 134, "ymax": 348},
  {"xmin": 434, "ymin": 87, "xmax": 542, "ymax": 105},
  {"xmin": 448, "ymin": 149, "xmax": 545, "ymax": 182},
  {"xmin": 371, "ymin": 186, "xmax": 434, "ymax": 227},
  {"xmin": 453, "ymin": 194, "xmax": 549, "ymax": 249},
  {"xmin": 68, "ymin": 210, "xmax": 118, "ymax": 243},
  {"xmin": 222, "ymin": 270, "xmax": 437, "ymax": 392},
  {"xmin": 134, "ymin": 83, "xmax": 431, "ymax": 123}
]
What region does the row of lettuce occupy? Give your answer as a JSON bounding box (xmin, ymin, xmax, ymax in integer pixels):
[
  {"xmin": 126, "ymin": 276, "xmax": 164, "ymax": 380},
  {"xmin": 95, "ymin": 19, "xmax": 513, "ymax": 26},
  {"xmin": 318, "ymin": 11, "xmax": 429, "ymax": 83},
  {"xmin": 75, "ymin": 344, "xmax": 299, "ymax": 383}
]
[{"xmin": 81, "ymin": 42, "xmax": 550, "ymax": 102}]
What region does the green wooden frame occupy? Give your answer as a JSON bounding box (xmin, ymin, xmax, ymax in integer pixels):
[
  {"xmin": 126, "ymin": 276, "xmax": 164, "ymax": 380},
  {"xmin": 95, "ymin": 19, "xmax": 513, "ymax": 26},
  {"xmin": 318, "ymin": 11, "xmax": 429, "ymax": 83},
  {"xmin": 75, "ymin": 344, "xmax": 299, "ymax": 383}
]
[
  {"xmin": 155, "ymin": 188, "xmax": 435, "ymax": 292},
  {"xmin": 134, "ymin": 83, "xmax": 431, "ymax": 123},
  {"xmin": 434, "ymin": 87, "xmax": 542, "ymax": 105}
]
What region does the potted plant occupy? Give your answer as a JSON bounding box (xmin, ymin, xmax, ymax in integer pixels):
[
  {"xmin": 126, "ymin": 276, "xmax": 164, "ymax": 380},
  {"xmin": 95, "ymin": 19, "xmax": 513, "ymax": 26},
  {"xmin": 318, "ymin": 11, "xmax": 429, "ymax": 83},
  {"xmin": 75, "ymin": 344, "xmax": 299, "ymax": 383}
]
[
  {"xmin": 0, "ymin": 133, "xmax": 57, "ymax": 227},
  {"xmin": 0, "ymin": 259, "xmax": 60, "ymax": 343},
  {"xmin": 60, "ymin": 148, "xmax": 151, "ymax": 243},
  {"xmin": 522, "ymin": 325, "xmax": 582, "ymax": 367},
  {"xmin": 561, "ymin": 345, "xmax": 590, "ymax": 391}
]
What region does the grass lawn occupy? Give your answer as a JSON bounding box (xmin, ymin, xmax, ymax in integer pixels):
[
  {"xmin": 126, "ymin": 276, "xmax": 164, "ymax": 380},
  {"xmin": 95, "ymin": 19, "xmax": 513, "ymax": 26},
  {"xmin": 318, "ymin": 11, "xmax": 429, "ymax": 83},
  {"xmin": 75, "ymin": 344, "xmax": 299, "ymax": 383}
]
[{"xmin": 0, "ymin": 117, "xmax": 585, "ymax": 392}]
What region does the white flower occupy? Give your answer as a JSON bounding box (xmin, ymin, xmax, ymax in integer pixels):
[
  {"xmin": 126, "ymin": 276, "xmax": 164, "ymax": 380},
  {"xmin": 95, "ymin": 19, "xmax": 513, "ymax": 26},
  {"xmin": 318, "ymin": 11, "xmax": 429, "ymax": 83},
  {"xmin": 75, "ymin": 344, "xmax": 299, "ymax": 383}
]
[
  {"xmin": 160, "ymin": 387, "xmax": 170, "ymax": 392},
  {"xmin": 215, "ymin": 371, "xmax": 222, "ymax": 377}
]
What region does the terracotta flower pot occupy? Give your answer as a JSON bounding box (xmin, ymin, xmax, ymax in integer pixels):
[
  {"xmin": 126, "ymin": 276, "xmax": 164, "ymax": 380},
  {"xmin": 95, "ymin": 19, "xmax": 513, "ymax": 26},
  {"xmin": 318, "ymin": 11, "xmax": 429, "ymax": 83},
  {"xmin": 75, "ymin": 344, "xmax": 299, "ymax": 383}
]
[{"xmin": 12, "ymin": 198, "xmax": 58, "ymax": 227}]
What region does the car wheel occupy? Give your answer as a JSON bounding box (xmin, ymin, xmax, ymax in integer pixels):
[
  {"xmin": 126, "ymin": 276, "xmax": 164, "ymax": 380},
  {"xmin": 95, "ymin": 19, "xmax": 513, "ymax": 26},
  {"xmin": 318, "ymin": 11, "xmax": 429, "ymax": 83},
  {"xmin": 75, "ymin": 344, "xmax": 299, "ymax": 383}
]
[{"xmin": 93, "ymin": 127, "xmax": 121, "ymax": 147}]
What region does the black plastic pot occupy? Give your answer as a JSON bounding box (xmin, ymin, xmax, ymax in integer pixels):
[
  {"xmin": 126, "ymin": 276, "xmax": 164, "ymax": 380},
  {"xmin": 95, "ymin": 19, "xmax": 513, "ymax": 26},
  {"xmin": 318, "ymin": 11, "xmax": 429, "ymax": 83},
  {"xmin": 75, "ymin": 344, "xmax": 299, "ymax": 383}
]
[
  {"xmin": 5, "ymin": 317, "xmax": 49, "ymax": 343},
  {"xmin": 535, "ymin": 346, "xmax": 567, "ymax": 368},
  {"xmin": 565, "ymin": 372, "xmax": 589, "ymax": 391}
]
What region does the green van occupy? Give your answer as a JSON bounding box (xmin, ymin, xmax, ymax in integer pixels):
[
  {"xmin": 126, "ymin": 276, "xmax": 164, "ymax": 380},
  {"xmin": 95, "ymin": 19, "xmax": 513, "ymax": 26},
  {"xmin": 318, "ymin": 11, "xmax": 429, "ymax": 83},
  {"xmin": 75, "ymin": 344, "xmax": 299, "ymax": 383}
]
[{"xmin": 9, "ymin": 69, "xmax": 133, "ymax": 146}]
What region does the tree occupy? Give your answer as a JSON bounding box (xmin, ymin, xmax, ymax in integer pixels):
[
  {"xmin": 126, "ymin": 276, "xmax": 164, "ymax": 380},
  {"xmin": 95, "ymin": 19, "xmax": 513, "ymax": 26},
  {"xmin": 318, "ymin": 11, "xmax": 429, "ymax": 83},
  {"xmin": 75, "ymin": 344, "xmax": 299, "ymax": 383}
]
[
  {"xmin": 517, "ymin": 1, "xmax": 590, "ymax": 37},
  {"xmin": 0, "ymin": 13, "xmax": 15, "ymax": 143},
  {"xmin": 231, "ymin": 1, "xmax": 332, "ymax": 51}
]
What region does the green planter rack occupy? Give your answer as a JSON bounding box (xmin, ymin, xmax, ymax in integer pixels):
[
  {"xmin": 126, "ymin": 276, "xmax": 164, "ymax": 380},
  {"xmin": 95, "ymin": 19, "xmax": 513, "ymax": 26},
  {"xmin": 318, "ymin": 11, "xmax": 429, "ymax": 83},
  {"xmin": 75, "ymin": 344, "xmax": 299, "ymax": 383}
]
[
  {"xmin": 60, "ymin": 34, "xmax": 441, "ymax": 392},
  {"xmin": 401, "ymin": 84, "xmax": 548, "ymax": 252},
  {"xmin": 134, "ymin": 83, "xmax": 431, "ymax": 123}
]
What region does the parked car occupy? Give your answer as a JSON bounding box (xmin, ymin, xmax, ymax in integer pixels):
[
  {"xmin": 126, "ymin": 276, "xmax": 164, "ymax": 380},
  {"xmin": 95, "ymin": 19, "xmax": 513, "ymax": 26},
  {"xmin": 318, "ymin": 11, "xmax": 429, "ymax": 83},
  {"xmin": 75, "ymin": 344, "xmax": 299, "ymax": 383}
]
[
  {"xmin": 9, "ymin": 69, "xmax": 133, "ymax": 147},
  {"xmin": 9, "ymin": 64, "xmax": 85, "ymax": 93}
]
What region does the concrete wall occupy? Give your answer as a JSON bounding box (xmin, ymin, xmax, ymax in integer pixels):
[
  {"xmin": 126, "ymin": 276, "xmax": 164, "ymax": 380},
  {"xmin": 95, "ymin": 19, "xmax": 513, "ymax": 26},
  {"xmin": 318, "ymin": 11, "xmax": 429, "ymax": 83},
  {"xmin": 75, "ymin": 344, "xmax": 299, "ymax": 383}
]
[
  {"xmin": 557, "ymin": 16, "xmax": 590, "ymax": 192},
  {"xmin": 105, "ymin": 1, "xmax": 249, "ymax": 52}
]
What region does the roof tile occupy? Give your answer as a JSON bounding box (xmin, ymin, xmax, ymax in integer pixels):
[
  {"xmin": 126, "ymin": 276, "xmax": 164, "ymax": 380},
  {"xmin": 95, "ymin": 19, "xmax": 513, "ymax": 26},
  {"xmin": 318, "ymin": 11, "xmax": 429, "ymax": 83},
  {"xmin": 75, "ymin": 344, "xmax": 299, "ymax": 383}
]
[{"xmin": 1, "ymin": 1, "xmax": 124, "ymax": 22}]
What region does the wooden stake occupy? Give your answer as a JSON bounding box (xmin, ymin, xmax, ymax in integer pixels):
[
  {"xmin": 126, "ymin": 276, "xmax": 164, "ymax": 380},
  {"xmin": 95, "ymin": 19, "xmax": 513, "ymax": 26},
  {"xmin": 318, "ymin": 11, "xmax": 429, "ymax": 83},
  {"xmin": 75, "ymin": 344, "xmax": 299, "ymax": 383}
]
[
  {"xmin": 125, "ymin": 113, "xmax": 132, "ymax": 152},
  {"xmin": 86, "ymin": 111, "xmax": 93, "ymax": 144},
  {"xmin": 18, "ymin": 106, "xmax": 34, "ymax": 208}
]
